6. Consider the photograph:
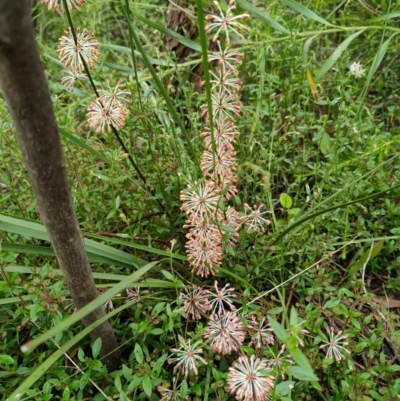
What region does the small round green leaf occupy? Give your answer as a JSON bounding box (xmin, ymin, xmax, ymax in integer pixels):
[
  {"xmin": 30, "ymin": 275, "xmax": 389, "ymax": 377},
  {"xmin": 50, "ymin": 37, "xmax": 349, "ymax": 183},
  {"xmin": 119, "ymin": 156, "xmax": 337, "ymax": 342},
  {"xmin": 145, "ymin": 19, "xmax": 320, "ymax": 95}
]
[
  {"xmin": 280, "ymin": 193, "xmax": 293, "ymax": 209},
  {"xmin": 62, "ymin": 387, "xmax": 70, "ymax": 401},
  {"xmin": 142, "ymin": 375, "xmax": 152, "ymax": 397},
  {"xmin": 180, "ymin": 379, "xmax": 188, "ymax": 399},
  {"xmin": 0, "ymin": 354, "xmax": 14, "ymax": 365},
  {"xmin": 275, "ymin": 381, "xmax": 295, "ymax": 396},
  {"xmin": 92, "ymin": 337, "xmax": 102, "ymax": 360},
  {"xmin": 134, "ymin": 343, "xmax": 144, "ymax": 364}
]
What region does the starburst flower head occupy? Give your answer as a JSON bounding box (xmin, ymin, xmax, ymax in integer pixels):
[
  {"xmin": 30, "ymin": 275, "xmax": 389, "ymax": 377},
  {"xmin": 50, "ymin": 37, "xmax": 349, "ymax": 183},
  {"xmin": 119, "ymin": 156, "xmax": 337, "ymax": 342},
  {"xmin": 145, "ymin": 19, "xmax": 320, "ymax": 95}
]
[
  {"xmin": 208, "ymin": 70, "xmax": 242, "ymax": 97},
  {"xmin": 227, "ymin": 355, "xmax": 274, "ymax": 401},
  {"xmin": 205, "ymin": 91, "xmax": 242, "ymax": 120},
  {"xmin": 243, "ymin": 204, "xmax": 272, "ymax": 233},
  {"xmin": 180, "ymin": 287, "xmax": 212, "ymax": 320},
  {"xmin": 201, "ymin": 117, "xmax": 239, "ymax": 151},
  {"xmin": 205, "ymin": 0, "xmax": 250, "ymax": 43},
  {"xmin": 184, "ymin": 218, "xmax": 221, "ymax": 243},
  {"xmin": 208, "ymin": 281, "xmax": 237, "ymax": 314},
  {"xmin": 158, "ymin": 378, "xmax": 182, "ymax": 401},
  {"xmin": 320, "ymin": 327, "xmax": 350, "ymax": 362},
  {"xmin": 103, "ymin": 299, "xmax": 114, "ymax": 312},
  {"xmin": 201, "ymin": 145, "xmax": 237, "ymax": 180},
  {"xmin": 41, "ymin": 0, "xmax": 85, "ymax": 11},
  {"xmin": 204, "ymin": 311, "xmax": 245, "ymax": 354},
  {"xmin": 87, "ymin": 98, "xmax": 128, "ymax": 133},
  {"xmin": 218, "ymin": 206, "xmax": 241, "ymax": 246},
  {"xmin": 186, "ymin": 235, "xmax": 223, "ymax": 277},
  {"xmin": 180, "ymin": 181, "xmax": 220, "ymax": 220},
  {"xmin": 267, "ymin": 345, "xmax": 294, "ymax": 378},
  {"xmin": 209, "ymin": 40, "xmax": 244, "ymax": 74},
  {"xmin": 61, "ymin": 69, "xmax": 87, "ymax": 91},
  {"xmin": 126, "ymin": 286, "xmax": 148, "ymax": 303},
  {"xmin": 349, "ymin": 61, "xmax": 365, "ymax": 78},
  {"xmin": 98, "ymin": 80, "xmax": 131, "ymax": 107},
  {"xmin": 218, "ymin": 177, "xmax": 238, "ymax": 200},
  {"xmin": 248, "ymin": 316, "xmax": 274, "ymax": 349},
  {"xmin": 170, "ymin": 337, "xmax": 207, "ymax": 377},
  {"xmin": 58, "ymin": 27, "xmax": 100, "ymax": 72}
]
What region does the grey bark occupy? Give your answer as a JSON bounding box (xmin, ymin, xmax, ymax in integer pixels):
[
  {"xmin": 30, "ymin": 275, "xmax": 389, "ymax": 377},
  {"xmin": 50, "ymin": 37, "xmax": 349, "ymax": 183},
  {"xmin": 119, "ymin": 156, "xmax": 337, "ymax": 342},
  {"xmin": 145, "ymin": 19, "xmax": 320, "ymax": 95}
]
[{"xmin": 0, "ymin": 0, "xmax": 120, "ymax": 370}]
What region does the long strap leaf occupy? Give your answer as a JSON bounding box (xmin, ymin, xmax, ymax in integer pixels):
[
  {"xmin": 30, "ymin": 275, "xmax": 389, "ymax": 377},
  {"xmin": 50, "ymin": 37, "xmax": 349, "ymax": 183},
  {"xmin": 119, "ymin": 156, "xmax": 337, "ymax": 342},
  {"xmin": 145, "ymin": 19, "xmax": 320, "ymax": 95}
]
[{"xmin": 237, "ymin": 0, "xmax": 289, "ymax": 34}]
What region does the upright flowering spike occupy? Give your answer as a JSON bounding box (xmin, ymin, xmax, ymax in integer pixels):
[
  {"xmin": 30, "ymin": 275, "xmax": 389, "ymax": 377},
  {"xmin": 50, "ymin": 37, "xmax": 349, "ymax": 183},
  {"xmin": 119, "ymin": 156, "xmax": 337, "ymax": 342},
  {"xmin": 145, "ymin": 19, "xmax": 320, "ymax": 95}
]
[
  {"xmin": 58, "ymin": 27, "xmax": 100, "ymax": 72},
  {"xmin": 227, "ymin": 355, "xmax": 274, "ymax": 401},
  {"xmin": 181, "ymin": 2, "xmax": 256, "ymax": 277}
]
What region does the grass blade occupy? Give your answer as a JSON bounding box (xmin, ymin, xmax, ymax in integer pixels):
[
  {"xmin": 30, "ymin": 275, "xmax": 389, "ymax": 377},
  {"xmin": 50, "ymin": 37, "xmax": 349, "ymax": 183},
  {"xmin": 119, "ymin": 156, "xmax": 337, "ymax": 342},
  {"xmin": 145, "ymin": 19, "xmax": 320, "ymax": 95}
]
[
  {"xmin": 315, "ymin": 29, "xmax": 365, "ymax": 81},
  {"xmin": 85, "ymin": 233, "xmax": 187, "ymax": 261},
  {"xmin": 130, "ymin": 9, "xmax": 201, "ymax": 52},
  {"xmin": 0, "ymin": 214, "xmax": 148, "ymax": 268},
  {"xmin": 357, "ymin": 33, "xmax": 398, "ymax": 116},
  {"xmin": 1, "ymin": 241, "xmax": 143, "ymax": 269},
  {"xmin": 237, "ymin": 0, "xmax": 289, "ymax": 34},
  {"xmin": 3, "ymin": 265, "xmax": 177, "ymax": 291},
  {"xmin": 280, "ymin": 0, "xmax": 335, "ymax": 26},
  {"xmin": 100, "ymin": 43, "xmax": 170, "ymax": 66}
]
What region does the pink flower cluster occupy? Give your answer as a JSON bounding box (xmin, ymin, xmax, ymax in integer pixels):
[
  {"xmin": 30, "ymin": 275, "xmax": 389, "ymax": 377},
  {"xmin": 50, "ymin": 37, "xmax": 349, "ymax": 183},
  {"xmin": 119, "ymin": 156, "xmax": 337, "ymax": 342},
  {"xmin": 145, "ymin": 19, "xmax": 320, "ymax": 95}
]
[
  {"xmin": 56, "ymin": 18, "xmax": 130, "ymax": 133},
  {"xmin": 180, "ymin": 1, "xmax": 271, "ymax": 277},
  {"xmin": 174, "ymin": 280, "xmax": 277, "ymax": 401}
]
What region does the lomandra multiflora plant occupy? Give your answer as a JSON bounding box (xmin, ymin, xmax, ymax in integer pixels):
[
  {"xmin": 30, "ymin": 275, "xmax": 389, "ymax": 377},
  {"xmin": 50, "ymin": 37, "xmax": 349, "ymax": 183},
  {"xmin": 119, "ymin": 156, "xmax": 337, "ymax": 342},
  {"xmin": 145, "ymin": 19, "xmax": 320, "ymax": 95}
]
[
  {"xmin": 180, "ymin": 1, "xmax": 272, "ymax": 278},
  {"xmin": 40, "ymin": 1, "xmax": 353, "ymax": 400}
]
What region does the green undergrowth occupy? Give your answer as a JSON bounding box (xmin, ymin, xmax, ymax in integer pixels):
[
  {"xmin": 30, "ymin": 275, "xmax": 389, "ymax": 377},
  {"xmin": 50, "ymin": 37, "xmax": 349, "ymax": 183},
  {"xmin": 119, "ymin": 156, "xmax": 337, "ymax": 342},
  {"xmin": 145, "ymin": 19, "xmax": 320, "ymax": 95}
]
[{"xmin": 1, "ymin": 0, "xmax": 400, "ymax": 400}]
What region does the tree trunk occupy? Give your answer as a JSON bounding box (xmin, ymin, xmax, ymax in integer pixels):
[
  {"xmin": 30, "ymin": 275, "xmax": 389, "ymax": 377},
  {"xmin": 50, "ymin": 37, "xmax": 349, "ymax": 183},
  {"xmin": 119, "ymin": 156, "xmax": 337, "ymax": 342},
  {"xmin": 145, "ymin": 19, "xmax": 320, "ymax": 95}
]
[{"xmin": 0, "ymin": 0, "xmax": 120, "ymax": 371}]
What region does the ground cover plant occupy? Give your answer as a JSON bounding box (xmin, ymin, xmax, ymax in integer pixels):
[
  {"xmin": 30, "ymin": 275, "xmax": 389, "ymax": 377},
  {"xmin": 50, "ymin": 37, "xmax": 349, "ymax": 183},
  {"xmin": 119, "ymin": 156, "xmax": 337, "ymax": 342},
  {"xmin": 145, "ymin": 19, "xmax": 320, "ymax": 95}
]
[{"xmin": 1, "ymin": 0, "xmax": 400, "ymax": 400}]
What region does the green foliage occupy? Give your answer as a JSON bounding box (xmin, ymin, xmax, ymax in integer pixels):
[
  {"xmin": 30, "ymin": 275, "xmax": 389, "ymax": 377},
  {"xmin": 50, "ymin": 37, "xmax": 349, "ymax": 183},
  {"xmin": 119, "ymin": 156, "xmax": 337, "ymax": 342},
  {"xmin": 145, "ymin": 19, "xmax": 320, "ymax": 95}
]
[{"xmin": 1, "ymin": 0, "xmax": 400, "ymax": 400}]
